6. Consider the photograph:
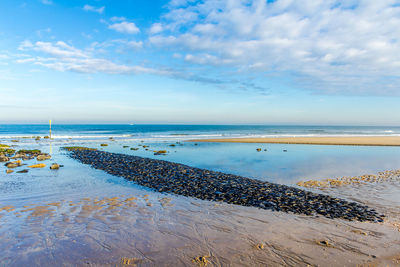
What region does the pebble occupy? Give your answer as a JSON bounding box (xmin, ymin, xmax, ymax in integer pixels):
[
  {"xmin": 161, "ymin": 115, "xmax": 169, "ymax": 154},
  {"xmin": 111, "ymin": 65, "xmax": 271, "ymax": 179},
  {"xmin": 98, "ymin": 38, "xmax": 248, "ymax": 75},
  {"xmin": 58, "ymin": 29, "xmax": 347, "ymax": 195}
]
[{"xmin": 64, "ymin": 147, "xmax": 385, "ymax": 222}]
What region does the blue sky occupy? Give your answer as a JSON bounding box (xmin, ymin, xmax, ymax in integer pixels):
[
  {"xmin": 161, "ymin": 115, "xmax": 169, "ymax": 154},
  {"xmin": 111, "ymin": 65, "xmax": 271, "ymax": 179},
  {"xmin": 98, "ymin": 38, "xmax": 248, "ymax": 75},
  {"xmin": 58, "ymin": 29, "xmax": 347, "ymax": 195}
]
[{"xmin": 1, "ymin": 0, "xmax": 400, "ymax": 125}]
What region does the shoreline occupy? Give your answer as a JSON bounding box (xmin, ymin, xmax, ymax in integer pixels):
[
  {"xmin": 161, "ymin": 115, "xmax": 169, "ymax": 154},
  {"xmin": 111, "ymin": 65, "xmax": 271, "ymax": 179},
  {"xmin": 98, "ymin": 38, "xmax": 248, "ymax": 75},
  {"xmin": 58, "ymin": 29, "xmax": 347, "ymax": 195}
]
[{"xmin": 188, "ymin": 136, "xmax": 400, "ymax": 146}]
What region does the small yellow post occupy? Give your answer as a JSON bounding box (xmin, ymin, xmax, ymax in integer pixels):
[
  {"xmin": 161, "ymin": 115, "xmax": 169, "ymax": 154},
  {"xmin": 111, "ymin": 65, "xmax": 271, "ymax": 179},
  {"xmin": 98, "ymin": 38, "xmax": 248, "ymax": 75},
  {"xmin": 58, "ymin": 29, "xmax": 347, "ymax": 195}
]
[{"xmin": 49, "ymin": 119, "xmax": 52, "ymax": 139}]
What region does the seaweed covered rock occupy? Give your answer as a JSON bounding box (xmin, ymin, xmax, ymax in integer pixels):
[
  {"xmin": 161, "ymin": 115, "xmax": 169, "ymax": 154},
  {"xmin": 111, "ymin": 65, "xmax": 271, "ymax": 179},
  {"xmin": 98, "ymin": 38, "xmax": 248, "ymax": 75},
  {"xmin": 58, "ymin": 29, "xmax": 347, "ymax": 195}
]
[{"xmin": 36, "ymin": 154, "xmax": 51, "ymax": 161}]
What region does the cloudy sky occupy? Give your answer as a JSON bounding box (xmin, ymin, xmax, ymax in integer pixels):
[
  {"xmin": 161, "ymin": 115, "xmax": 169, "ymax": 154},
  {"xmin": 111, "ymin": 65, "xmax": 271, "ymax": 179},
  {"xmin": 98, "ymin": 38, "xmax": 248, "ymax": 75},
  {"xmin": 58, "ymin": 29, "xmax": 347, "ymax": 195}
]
[{"xmin": 1, "ymin": 0, "xmax": 400, "ymax": 124}]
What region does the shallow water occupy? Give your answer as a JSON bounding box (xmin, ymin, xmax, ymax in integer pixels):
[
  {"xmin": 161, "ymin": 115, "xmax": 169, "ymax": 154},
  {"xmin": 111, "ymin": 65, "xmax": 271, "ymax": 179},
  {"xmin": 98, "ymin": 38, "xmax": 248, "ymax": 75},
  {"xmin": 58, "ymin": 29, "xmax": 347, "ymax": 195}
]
[{"xmin": 1, "ymin": 138, "xmax": 400, "ymax": 266}]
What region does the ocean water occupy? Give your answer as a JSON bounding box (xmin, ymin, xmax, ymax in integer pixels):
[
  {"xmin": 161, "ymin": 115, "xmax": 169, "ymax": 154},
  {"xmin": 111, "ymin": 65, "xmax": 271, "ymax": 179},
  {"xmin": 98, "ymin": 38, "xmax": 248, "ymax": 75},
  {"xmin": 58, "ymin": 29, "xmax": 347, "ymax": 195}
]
[{"xmin": 1, "ymin": 124, "xmax": 400, "ymax": 141}]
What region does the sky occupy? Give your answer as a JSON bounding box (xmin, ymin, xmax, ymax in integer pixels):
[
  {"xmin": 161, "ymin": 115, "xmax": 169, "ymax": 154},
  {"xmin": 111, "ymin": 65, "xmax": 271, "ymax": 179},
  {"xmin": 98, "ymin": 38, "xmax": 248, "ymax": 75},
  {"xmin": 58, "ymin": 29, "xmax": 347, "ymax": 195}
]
[{"xmin": 1, "ymin": 0, "xmax": 400, "ymax": 125}]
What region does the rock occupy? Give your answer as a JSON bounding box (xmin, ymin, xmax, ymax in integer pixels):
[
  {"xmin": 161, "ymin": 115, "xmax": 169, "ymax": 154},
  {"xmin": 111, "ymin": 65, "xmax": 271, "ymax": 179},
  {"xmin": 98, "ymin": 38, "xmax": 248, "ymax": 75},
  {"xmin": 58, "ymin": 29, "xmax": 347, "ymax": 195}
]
[
  {"xmin": 16, "ymin": 169, "xmax": 29, "ymax": 173},
  {"xmin": 36, "ymin": 154, "xmax": 51, "ymax": 161},
  {"xmin": 0, "ymin": 154, "xmax": 9, "ymax": 162},
  {"xmin": 28, "ymin": 163, "xmax": 46, "ymax": 168},
  {"xmin": 130, "ymin": 148, "xmax": 139, "ymax": 151},
  {"xmin": 256, "ymin": 148, "xmax": 262, "ymax": 152},
  {"xmin": 192, "ymin": 256, "xmax": 209, "ymax": 266},
  {"xmin": 154, "ymin": 150, "xmax": 167, "ymax": 155},
  {"xmin": 6, "ymin": 169, "xmax": 13, "ymax": 174},
  {"xmin": 283, "ymin": 150, "xmax": 287, "ymax": 152},
  {"xmin": 44, "ymin": 136, "xmax": 50, "ymax": 139},
  {"xmin": 35, "ymin": 136, "xmax": 41, "ymax": 141},
  {"xmin": 5, "ymin": 163, "xmax": 19, "ymax": 168},
  {"xmin": 123, "ymin": 146, "xmax": 129, "ymax": 148},
  {"xmin": 100, "ymin": 144, "xmax": 108, "ymax": 147},
  {"xmin": 5, "ymin": 160, "xmax": 22, "ymax": 168},
  {"xmin": 50, "ymin": 163, "xmax": 60, "ymax": 170}
]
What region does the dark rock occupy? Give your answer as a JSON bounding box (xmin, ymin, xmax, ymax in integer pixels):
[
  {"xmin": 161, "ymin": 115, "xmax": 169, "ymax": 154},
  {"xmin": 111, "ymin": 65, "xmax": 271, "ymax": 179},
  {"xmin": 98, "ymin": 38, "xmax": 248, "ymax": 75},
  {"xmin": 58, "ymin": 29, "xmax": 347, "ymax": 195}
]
[
  {"xmin": 50, "ymin": 163, "xmax": 60, "ymax": 170},
  {"xmin": 63, "ymin": 147, "xmax": 385, "ymax": 223}
]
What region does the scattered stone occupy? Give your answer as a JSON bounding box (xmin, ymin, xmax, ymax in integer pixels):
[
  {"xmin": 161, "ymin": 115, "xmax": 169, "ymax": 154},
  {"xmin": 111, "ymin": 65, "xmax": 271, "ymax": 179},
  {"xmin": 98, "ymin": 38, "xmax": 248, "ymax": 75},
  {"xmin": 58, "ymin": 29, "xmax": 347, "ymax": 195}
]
[
  {"xmin": 5, "ymin": 160, "xmax": 22, "ymax": 168},
  {"xmin": 28, "ymin": 163, "xmax": 46, "ymax": 168},
  {"xmin": 16, "ymin": 169, "xmax": 29, "ymax": 173},
  {"xmin": 256, "ymin": 148, "xmax": 262, "ymax": 152},
  {"xmin": 17, "ymin": 149, "xmax": 41, "ymax": 155},
  {"xmin": 315, "ymin": 240, "xmax": 334, "ymax": 248},
  {"xmin": 0, "ymin": 148, "xmax": 16, "ymax": 155},
  {"xmin": 50, "ymin": 163, "xmax": 60, "ymax": 170},
  {"xmin": 100, "ymin": 144, "xmax": 108, "ymax": 147},
  {"xmin": 154, "ymin": 150, "xmax": 167, "ymax": 155},
  {"xmin": 130, "ymin": 148, "xmax": 139, "ymax": 151},
  {"xmin": 6, "ymin": 169, "xmax": 13, "ymax": 174},
  {"xmin": 192, "ymin": 256, "xmax": 209, "ymax": 266},
  {"xmin": 120, "ymin": 257, "xmax": 141, "ymax": 266},
  {"xmin": 351, "ymin": 229, "xmax": 368, "ymax": 236},
  {"xmin": 63, "ymin": 147, "xmax": 385, "ymax": 222},
  {"xmin": 6, "ymin": 163, "xmax": 18, "ymax": 168},
  {"xmin": 169, "ymin": 144, "xmax": 176, "ymax": 147},
  {"xmin": 63, "ymin": 147, "xmax": 96, "ymax": 151},
  {"xmin": 123, "ymin": 146, "xmax": 129, "ymax": 148},
  {"xmin": 36, "ymin": 154, "xmax": 51, "ymax": 161},
  {"xmin": 254, "ymin": 243, "xmax": 264, "ymax": 250},
  {"xmin": 0, "ymin": 154, "xmax": 9, "ymax": 162},
  {"xmin": 43, "ymin": 136, "xmax": 50, "ymax": 139}
]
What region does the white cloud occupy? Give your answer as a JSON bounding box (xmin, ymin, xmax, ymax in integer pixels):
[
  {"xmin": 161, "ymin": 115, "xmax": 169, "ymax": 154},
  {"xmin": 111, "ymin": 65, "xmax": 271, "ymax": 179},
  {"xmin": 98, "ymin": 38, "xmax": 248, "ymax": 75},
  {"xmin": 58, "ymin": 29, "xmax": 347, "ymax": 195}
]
[
  {"xmin": 125, "ymin": 41, "xmax": 143, "ymax": 49},
  {"xmin": 41, "ymin": 0, "xmax": 53, "ymax": 5},
  {"xmin": 83, "ymin": 4, "xmax": 105, "ymax": 14},
  {"xmin": 109, "ymin": 22, "xmax": 140, "ymax": 34},
  {"xmin": 16, "ymin": 40, "xmax": 168, "ymax": 76},
  {"xmin": 110, "ymin": 16, "xmax": 126, "ymax": 22},
  {"xmin": 149, "ymin": 23, "xmax": 163, "ymax": 34},
  {"xmin": 150, "ymin": 0, "xmax": 400, "ymax": 95},
  {"xmin": 18, "ymin": 40, "xmax": 34, "ymax": 50},
  {"xmin": 15, "ymin": 40, "xmax": 263, "ymax": 92},
  {"xmin": 33, "ymin": 41, "xmax": 88, "ymax": 58}
]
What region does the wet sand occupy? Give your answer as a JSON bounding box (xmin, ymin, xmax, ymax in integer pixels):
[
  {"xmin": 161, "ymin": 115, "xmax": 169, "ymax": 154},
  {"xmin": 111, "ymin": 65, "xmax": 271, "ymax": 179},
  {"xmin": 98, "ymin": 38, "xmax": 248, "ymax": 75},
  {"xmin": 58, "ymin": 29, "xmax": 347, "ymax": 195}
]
[
  {"xmin": 189, "ymin": 136, "xmax": 400, "ymax": 146},
  {"xmin": 1, "ymin": 187, "xmax": 400, "ymax": 266}
]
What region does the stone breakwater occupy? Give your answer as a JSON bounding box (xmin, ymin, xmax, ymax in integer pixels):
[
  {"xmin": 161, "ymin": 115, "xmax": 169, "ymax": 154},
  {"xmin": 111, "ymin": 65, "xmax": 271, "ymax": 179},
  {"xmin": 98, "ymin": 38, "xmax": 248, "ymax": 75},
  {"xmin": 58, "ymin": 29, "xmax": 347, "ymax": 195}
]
[{"xmin": 64, "ymin": 147, "xmax": 384, "ymax": 222}]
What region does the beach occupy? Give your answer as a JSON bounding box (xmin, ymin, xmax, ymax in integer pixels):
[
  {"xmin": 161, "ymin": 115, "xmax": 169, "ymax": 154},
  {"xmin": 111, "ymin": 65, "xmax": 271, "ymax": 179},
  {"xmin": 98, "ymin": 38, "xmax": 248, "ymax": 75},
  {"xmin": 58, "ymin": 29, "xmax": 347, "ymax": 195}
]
[
  {"xmin": 1, "ymin": 126, "xmax": 400, "ymax": 266},
  {"xmin": 189, "ymin": 136, "xmax": 400, "ymax": 146}
]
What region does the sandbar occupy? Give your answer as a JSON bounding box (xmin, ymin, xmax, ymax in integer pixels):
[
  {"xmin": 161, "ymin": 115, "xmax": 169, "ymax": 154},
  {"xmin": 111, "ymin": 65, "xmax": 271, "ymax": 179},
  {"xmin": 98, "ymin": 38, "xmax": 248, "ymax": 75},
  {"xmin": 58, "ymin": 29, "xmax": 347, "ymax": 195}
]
[{"xmin": 189, "ymin": 136, "xmax": 400, "ymax": 146}]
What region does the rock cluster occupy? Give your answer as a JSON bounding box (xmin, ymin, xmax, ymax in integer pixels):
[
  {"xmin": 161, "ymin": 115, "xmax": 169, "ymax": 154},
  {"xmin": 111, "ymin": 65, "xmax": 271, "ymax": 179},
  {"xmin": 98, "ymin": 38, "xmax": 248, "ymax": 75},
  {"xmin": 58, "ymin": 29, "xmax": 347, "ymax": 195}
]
[{"xmin": 65, "ymin": 147, "xmax": 384, "ymax": 222}]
